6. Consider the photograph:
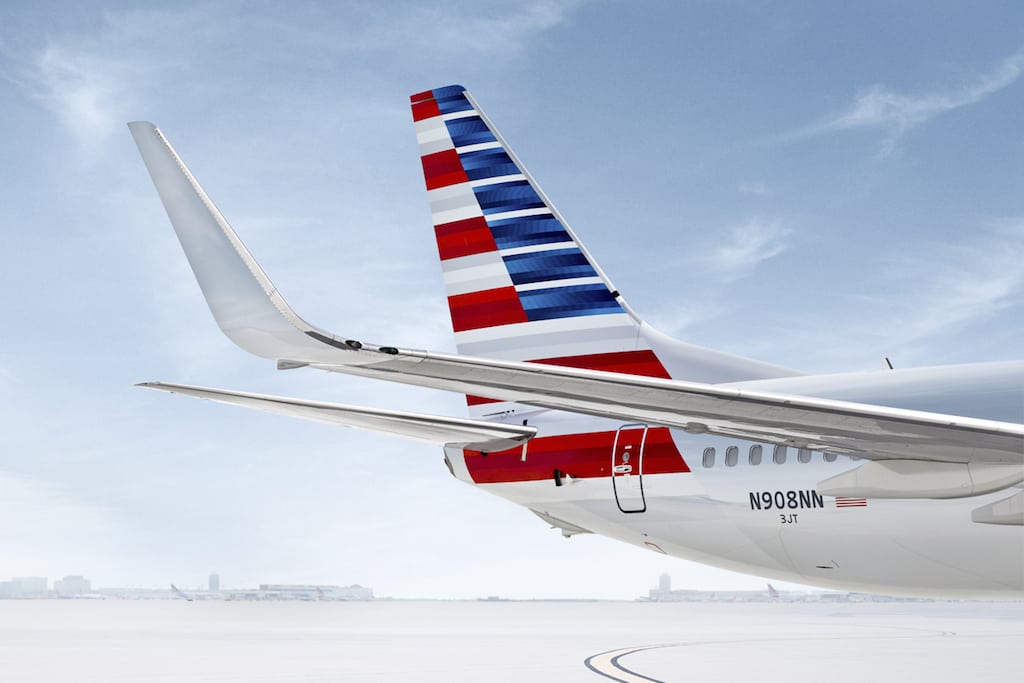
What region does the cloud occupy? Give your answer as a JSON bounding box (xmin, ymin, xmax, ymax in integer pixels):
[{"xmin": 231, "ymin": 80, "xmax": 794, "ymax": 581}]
[
  {"xmin": 738, "ymin": 182, "xmax": 769, "ymax": 195},
  {"xmin": 397, "ymin": 0, "xmax": 582, "ymax": 54},
  {"xmin": 7, "ymin": 1, "xmax": 583, "ymax": 150},
  {"xmin": 803, "ymin": 51, "xmax": 1024, "ymax": 155},
  {"xmin": 765, "ymin": 221, "xmax": 1024, "ymax": 371},
  {"xmin": 708, "ymin": 218, "xmax": 792, "ymax": 281},
  {"xmin": 884, "ymin": 221, "xmax": 1024, "ymax": 342},
  {"xmin": 13, "ymin": 44, "xmax": 132, "ymax": 148}
]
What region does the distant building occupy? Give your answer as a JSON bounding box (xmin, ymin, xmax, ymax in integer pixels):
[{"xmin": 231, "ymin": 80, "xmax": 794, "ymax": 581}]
[
  {"xmin": 209, "ymin": 572, "xmax": 220, "ymax": 592},
  {"xmin": 254, "ymin": 584, "xmax": 374, "ymax": 601},
  {"xmin": 54, "ymin": 576, "xmax": 91, "ymax": 597},
  {"xmin": 641, "ymin": 574, "xmax": 871, "ymax": 603},
  {"xmin": 647, "ymin": 574, "xmax": 772, "ymax": 602},
  {"xmin": 0, "ymin": 577, "xmax": 48, "ymax": 599}
]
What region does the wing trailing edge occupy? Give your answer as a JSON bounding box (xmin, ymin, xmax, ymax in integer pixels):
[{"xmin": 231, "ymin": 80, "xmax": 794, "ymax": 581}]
[
  {"xmin": 139, "ymin": 382, "xmax": 535, "ymax": 451},
  {"xmin": 301, "ymin": 351, "xmax": 1024, "ymax": 465}
]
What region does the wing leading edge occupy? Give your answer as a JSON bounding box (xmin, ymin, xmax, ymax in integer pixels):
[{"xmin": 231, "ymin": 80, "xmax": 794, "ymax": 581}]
[{"xmin": 129, "ymin": 121, "xmax": 1024, "ymax": 470}]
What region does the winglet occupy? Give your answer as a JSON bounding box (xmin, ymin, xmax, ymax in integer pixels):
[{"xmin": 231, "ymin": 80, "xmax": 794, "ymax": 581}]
[{"xmin": 128, "ymin": 121, "xmax": 345, "ymax": 363}]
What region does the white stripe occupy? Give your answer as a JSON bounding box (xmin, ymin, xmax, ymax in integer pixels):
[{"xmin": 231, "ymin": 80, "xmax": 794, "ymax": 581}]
[
  {"xmin": 441, "ymin": 110, "xmax": 479, "ymax": 122},
  {"xmin": 440, "ymin": 250, "xmax": 497, "ymax": 273},
  {"xmin": 432, "ymin": 204, "xmax": 484, "ymax": 226},
  {"xmin": 414, "ymin": 116, "xmax": 448, "ymax": 138},
  {"xmin": 414, "ymin": 118, "xmax": 454, "ymax": 156},
  {"xmin": 429, "ymin": 193, "xmax": 479, "ymax": 217},
  {"xmin": 455, "ymin": 313, "xmax": 637, "ymax": 345},
  {"xmin": 426, "ymin": 182, "xmax": 473, "ymax": 203},
  {"xmin": 461, "ymin": 332, "xmax": 644, "ymax": 362},
  {"xmin": 443, "ymin": 269, "xmax": 514, "ymax": 296},
  {"xmin": 499, "ymin": 241, "xmax": 577, "ymax": 257},
  {"xmin": 456, "ymin": 141, "xmax": 502, "ymax": 154},
  {"xmin": 469, "ymin": 174, "xmax": 527, "ymax": 188},
  {"xmin": 441, "ymin": 252, "xmax": 513, "ymax": 296},
  {"xmin": 514, "ymin": 276, "xmax": 604, "ymax": 293},
  {"xmin": 485, "ymin": 207, "xmax": 552, "ymax": 222},
  {"xmin": 418, "ymin": 138, "xmax": 454, "ymax": 156},
  {"xmin": 428, "ymin": 184, "xmax": 478, "ymax": 222}
]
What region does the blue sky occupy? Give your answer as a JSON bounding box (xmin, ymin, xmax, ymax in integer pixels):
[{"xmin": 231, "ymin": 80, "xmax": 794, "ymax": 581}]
[{"xmin": 1, "ymin": 1, "xmax": 1022, "ymax": 598}]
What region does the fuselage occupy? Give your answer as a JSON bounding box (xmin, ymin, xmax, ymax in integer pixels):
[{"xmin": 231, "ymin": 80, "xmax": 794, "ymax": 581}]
[{"xmin": 446, "ymin": 361, "xmax": 1024, "ymax": 598}]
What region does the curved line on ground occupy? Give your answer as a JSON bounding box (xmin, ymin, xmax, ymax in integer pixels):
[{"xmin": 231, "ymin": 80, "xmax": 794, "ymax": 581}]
[{"xmin": 584, "ymin": 626, "xmax": 960, "ymax": 682}]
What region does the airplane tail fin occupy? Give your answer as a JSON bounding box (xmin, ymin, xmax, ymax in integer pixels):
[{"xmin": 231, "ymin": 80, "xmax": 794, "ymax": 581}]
[{"xmin": 411, "ymin": 86, "xmax": 797, "ymax": 409}]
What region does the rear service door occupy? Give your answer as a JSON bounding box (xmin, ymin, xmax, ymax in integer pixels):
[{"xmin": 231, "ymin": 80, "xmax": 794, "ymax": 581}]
[{"xmin": 612, "ymin": 424, "xmax": 647, "ymax": 513}]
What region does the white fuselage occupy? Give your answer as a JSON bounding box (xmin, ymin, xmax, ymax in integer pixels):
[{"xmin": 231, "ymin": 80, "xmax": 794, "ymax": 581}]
[{"xmin": 446, "ymin": 361, "xmax": 1024, "ymax": 598}]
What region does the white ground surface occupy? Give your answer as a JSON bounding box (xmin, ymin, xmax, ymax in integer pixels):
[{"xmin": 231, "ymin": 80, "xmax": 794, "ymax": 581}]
[{"xmin": 0, "ymin": 600, "xmax": 1019, "ymax": 682}]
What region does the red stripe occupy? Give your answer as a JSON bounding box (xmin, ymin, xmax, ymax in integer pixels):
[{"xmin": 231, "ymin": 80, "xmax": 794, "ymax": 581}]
[
  {"xmin": 434, "ymin": 216, "xmax": 497, "ymax": 260},
  {"xmin": 464, "ymin": 428, "xmax": 688, "ymax": 484},
  {"xmin": 421, "ymin": 149, "xmax": 468, "ymax": 191},
  {"xmin": 466, "ymin": 395, "xmax": 501, "ymax": 406},
  {"xmin": 448, "ymin": 286, "xmax": 528, "ymax": 333},
  {"xmin": 464, "ymin": 352, "xmax": 670, "ymax": 405},
  {"xmin": 411, "ymin": 97, "xmax": 441, "ymax": 122},
  {"xmin": 410, "ymin": 89, "xmax": 435, "ymax": 103},
  {"xmin": 531, "ymin": 349, "xmax": 671, "ymax": 379}
]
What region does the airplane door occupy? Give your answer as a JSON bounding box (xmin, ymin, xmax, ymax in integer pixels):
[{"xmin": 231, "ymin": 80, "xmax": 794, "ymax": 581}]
[{"xmin": 612, "ymin": 424, "xmax": 648, "ymax": 513}]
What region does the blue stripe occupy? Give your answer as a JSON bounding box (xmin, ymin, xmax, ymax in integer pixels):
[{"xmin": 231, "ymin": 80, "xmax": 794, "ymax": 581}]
[
  {"xmin": 458, "ymin": 148, "xmax": 518, "ymax": 181},
  {"xmin": 503, "ymin": 249, "xmax": 597, "ymax": 285},
  {"xmin": 519, "ymin": 284, "xmax": 623, "ymax": 321},
  {"xmin": 433, "ymin": 85, "xmax": 473, "ymax": 115},
  {"xmin": 446, "ymin": 117, "xmax": 496, "ymax": 148},
  {"xmin": 473, "ymin": 181, "xmax": 545, "ymax": 215},
  {"xmin": 489, "ymin": 215, "xmax": 570, "ymax": 249}
]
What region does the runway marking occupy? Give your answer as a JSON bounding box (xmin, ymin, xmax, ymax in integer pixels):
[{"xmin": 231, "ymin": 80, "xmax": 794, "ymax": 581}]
[
  {"xmin": 584, "ymin": 644, "xmax": 674, "ymax": 683},
  {"xmin": 584, "ymin": 625, "xmax": 961, "ymax": 682}
]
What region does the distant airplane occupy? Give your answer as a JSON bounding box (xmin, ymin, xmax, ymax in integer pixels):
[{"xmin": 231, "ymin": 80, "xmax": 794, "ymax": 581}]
[
  {"xmin": 767, "ymin": 584, "xmax": 780, "ymax": 601},
  {"xmin": 129, "ymin": 85, "xmax": 1023, "ymax": 599},
  {"xmin": 170, "ymin": 584, "xmax": 193, "ymax": 602}
]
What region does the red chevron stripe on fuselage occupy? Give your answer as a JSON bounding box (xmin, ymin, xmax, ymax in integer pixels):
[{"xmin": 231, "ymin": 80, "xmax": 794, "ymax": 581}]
[{"xmin": 463, "ymin": 427, "xmax": 689, "ymax": 483}]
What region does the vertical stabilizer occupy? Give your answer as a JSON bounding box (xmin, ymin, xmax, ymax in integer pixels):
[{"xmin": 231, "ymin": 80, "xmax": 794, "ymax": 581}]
[{"xmin": 410, "ymin": 85, "xmax": 799, "ymax": 411}]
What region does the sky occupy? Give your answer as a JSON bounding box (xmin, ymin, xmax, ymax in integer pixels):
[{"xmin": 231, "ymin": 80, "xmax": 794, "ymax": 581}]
[{"xmin": 1, "ymin": 1, "xmax": 1022, "ymax": 599}]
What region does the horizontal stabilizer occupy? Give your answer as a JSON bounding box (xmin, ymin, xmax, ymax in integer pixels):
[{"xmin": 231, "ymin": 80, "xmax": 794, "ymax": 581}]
[{"xmin": 139, "ymin": 382, "xmax": 536, "ymax": 450}]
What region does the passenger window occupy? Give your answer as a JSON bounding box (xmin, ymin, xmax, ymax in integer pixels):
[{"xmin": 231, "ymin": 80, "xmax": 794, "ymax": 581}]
[
  {"xmin": 773, "ymin": 445, "xmax": 788, "ymax": 464},
  {"xmin": 749, "ymin": 444, "xmax": 762, "ymax": 465},
  {"xmin": 797, "ymin": 448, "xmax": 812, "ymax": 463},
  {"xmin": 823, "ymin": 452, "xmax": 837, "ymax": 462},
  {"xmin": 725, "ymin": 446, "xmax": 738, "ymax": 467},
  {"xmin": 702, "ymin": 447, "xmax": 716, "ymax": 468}
]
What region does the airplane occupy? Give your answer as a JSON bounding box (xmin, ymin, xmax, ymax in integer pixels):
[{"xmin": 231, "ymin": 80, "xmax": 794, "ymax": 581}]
[
  {"xmin": 129, "ymin": 85, "xmax": 1024, "ymax": 599},
  {"xmin": 170, "ymin": 584, "xmax": 194, "ymax": 602}
]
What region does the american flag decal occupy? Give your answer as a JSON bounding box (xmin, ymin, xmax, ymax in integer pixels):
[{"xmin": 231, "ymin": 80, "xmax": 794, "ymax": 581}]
[{"xmin": 835, "ymin": 497, "xmax": 868, "ymax": 508}]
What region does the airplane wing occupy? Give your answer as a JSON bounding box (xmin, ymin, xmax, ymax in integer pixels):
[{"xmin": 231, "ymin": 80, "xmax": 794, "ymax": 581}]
[
  {"xmin": 129, "ymin": 122, "xmax": 1024, "ymax": 472},
  {"xmin": 299, "ymin": 351, "xmax": 1024, "ymax": 463},
  {"xmin": 139, "ymin": 382, "xmax": 535, "ymax": 450}
]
